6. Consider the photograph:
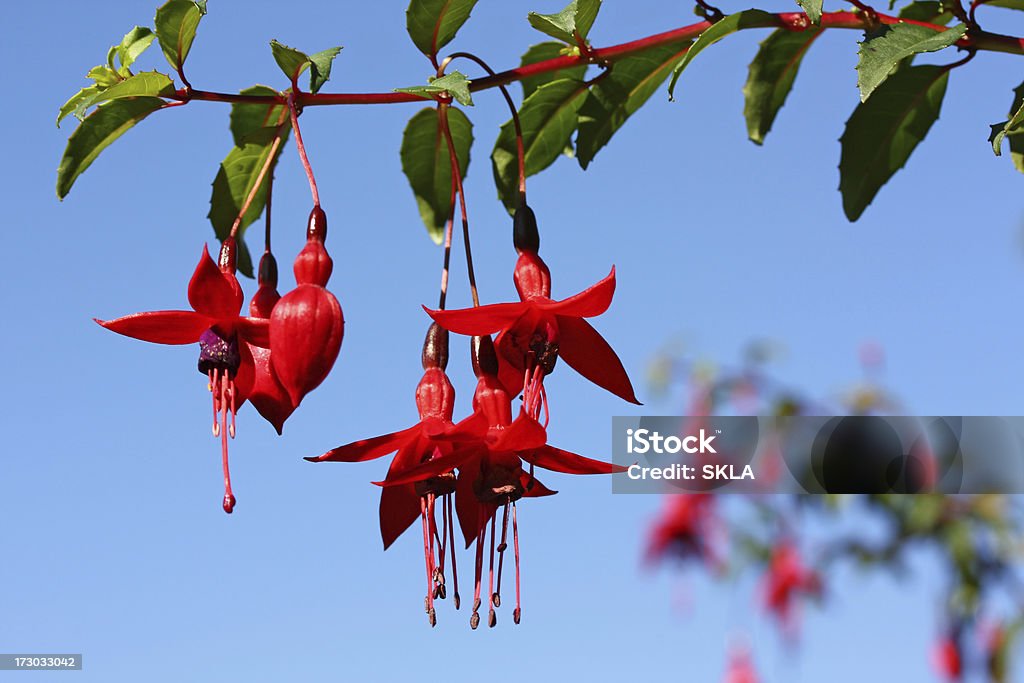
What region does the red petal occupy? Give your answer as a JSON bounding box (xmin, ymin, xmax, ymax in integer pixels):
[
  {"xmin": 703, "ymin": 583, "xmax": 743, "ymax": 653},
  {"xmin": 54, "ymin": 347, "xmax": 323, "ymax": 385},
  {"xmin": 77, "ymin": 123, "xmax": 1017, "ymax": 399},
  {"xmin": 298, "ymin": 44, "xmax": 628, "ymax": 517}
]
[
  {"xmin": 309, "ymin": 425, "xmax": 419, "ymax": 463},
  {"xmin": 520, "ymin": 444, "xmax": 625, "ymax": 475},
  {"xmin": 425, "ymin": 302, "xmax": 528, "ymax": 336},
  {"xmin": 541, "ymin": 267, "xmax": 615, "ymax": 317},
  {"xmin": 232, "ymin": 339, "xmax": 255, "ymax": 407},
  {"xmin": 379, "ymin": 442, "xmax": 427, "ymax": 550},
  {"xmin": 379, "ymin": 483, "xmax": 422, "ymax": 550},
  {"xmin": 495, "ymin": 331, "xmax": 527, "ymax": 397},
  {"xmin": 188, "ymin": 245, "xmax": 243, "ymax": 318},
  {"xmin": 236, "ymin": 317, "xmax": 271, "ymax": 348},
  {"xmin": 246, "ymin": 343, "xmax": 294, "ymax": 435},
  {"xmin": 447, "ymin": 411, "xmax": 489, "ymax": 440},
  {"xmin": 95, "ymin": 311, "xmax": 212, "ymax": 344},
  {"xmin": 556, "ymin": 315, "xmax": 641, "ymax": 404},
  {"xmin": 521, "ymin": 471, "xmax": 558, "ymax": 497},
  {"xmin": 490, "ymin": 413, "xmax": 547, "ymax": 452},
  {"xmin": 374, "ymin": 446, "xmax": 480, "ymax": 488}
]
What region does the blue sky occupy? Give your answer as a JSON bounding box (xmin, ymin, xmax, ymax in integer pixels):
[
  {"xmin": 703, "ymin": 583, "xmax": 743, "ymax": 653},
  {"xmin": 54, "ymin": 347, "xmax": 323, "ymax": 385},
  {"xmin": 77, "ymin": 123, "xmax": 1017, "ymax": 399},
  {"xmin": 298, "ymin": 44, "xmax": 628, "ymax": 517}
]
[{"xmin": 3, "ymin": 1, "xmax": 1023, "ymax": 681}]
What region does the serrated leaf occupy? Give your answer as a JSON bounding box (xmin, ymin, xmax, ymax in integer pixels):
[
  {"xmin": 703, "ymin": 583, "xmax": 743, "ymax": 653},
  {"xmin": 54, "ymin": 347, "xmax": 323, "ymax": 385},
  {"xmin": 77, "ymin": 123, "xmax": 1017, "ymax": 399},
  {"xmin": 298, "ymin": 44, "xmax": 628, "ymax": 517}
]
[
  {"xmin": 987, "ymin": 0, "xmax": 1024, "ymax": 9},
  {"xmin": 527, "ymin": 0, "xmax": 602, "ymax": 44},
  {"xmin": 990, "ymin": 81, "xmax": 1024, "ymax": 166},
  {"xmin": 796, "ymin": 0, "xmax": 823, "ymax": 24},
  {"xmin": 308, "ymin": 47, "xmax": 342, "ymax": 94},
  {"xmin": 88, "ymin": 65, "xmax": 121, "ymax": 87},
  {"xmin": 208, "ymin": 127, "xmax": 290, "ymax": 278},
  {"xmin": 576, "ymin": 41, "xmax": 691, "ymax": 169},
  {"xmin": 269, "ymin": 41, "xmax": 341, "ymax": 93},
  {"xmin": 56, "ymin": 97, "xmax": 167, "ymax": 199},
  {"xmin": 230, "ymin": 85, "xmax": 287, "ymax": 146},
  {"xmin": 406, "ymin": 0, "xmax": 478, "ymax": 58},
  {"xmin": 668, "ymin": 10, "xmax": 777, "ymax": 100},
  {"xmin": 839, "ymin": 65, "xmax": 949, "ymax": 221},
  {"xmin": 743, "ymin": 27, "xmax": 821, "ymax": 145},
  {"xmin": 857, "ymin": 23, "xmax": 965, "ymax": 101},
  {"xmin": 519, "ymin": 42, "xmax": 587, "ymax": 99},
  {"xmin": 898, "ymin": 0, "xmax": 954, "ymax": 23},
  {"xmin": 154, "ymin": 0, "xmax": 206, "ymax": 72},
  {"xmin": 395, "ymin": 71, "xmax": 474, "ymax": 106},
  {"xmin": 86, "ymin": 72, "xmax": 176, "ymax": 110},
  {"xmin": 57, "ymin": 85, "xmax": 102, "ymax": 127},
  {"xmin": 116, "ymin": 27, "xmax": 156, "ymax": 75},
  {"xmin": 492, "ymin": 78, "xmax": 589, "ymax": 211},
  {"xmin": 400, "ymin": 107, "xmax": 473, "ymax": 243}
]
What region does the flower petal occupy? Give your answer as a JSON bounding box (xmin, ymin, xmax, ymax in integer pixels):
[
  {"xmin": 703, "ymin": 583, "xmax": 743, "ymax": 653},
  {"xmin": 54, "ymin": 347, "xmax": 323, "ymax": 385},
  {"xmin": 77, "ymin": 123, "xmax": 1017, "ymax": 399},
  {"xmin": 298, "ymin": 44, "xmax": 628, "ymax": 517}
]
[
  {"xmin": 379, "ymin": 483, "xmax": 422, "ymax": 550},
  {"xmin": 308, "ymin": 425, "xmax": 420, "ymax": 463},
  {"xmin": 95, "ymin": 311, "xmax": 213, "ymax": 345},
  {"xmin": 520, "ymin": 444, "xmax": 625, "ymax": 475},
  {"xmin": 521, "ymin": 471, "xmax": 557, "ymax": 497},
  {"xmin": 374, "ymin": 446, "xmax": 480, "ymax": 488},
  {"xmin": 188, "ymin": 245, "xmax": 244, "ymax": 318},
  {"xmin": 246, "ymin": 343, "xmax": 294, "ymax": 434},
  {"xmin": 540, "ymin": 267, "xmax": 615, "ymax": 317},
  {"xmin": 556, "ymin": 315, "xmax": 641, "ymax": 404},
  {"xmin": 454, "ymin": 465, "xmax": 498, "ymax": 548},
  {"xmin": 236, "ymin": 317, "xmax": 271, "ymax": 349},
  {"xmin": 495, "ymin": 330, "xmax": 527, "ymax": 397},
  {"xmin": 490, "ymin": 413, "xmax": 547, "ymax": 452},
  {"xmin": 424, "ymin": 302, "xmax": 529, "ymax": 336}
]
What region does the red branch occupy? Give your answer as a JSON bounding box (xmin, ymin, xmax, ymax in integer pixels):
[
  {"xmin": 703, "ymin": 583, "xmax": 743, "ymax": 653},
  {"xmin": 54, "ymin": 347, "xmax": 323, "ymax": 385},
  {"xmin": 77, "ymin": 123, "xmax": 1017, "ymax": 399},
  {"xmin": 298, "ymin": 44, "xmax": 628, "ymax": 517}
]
[{"xmin": 171, "ymin": 10, "xmax": 1024, "ymax": 107}]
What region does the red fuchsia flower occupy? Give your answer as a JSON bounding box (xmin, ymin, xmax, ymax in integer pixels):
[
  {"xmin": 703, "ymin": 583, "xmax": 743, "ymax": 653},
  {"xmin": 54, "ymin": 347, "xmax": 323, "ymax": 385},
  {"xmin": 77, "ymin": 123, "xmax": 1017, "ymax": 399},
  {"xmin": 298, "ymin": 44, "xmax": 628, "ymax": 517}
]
[
  {"xmin": 95, "ymin": 238, "xmax": 269, "ymax": 513},
  {"xmin": 762, "ymin": 540, "xmax": 822, "ymax": 635},
  {"xmin": 305, "ymin": 323, "xmax": 485, "ymax": 626},
  {"xmin": 245, "ymin": 250, "xmax": 296, "ymax": 434},
  {"xmin": 381, "ymin": 334, "xmax": 623, "ymax": 628},
  {"xmin": 424, "ymin": 204, "xmax": 639, "ymax": 424},
  {"xmin": 269, "ymin": 206, "xmax": 344, "ymax": 407},
  {"xmin": 645, "ymin": 494, "xmax": 722, "ymax": 570},
  {"xmin": 723, "ymin": 645, "xmax": 760, "ymax": 683}
]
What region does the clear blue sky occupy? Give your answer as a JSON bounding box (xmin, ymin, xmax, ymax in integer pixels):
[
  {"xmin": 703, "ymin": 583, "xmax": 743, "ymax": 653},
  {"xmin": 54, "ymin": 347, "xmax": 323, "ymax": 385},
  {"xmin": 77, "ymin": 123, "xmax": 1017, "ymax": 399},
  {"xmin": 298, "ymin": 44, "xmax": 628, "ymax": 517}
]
[{"xmin": 3, "ymin": 1, "xmax": 1023, "ymax": 681}]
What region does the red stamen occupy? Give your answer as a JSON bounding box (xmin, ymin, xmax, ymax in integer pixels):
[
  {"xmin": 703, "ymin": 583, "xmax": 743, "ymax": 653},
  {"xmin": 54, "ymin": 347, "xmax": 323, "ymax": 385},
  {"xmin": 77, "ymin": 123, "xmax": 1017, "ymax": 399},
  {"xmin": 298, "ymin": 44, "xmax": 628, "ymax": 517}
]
[
  {"xmin": 488, "ymin": 512, "xmax": 497, "ymax": 627},
  {"xmin": 210, "ymin": 368, "xmax": 221, "ymax": 437},
  {"xmin": 217, "ymin": 373, "xmax": 236, "ymax": 514},
  {"xmin": 495, "ymin": 503, "xmax": 510, "ymax": 607},
  {"xmin": 420, "ymin": 497, "xmax": 436, "ymax": 626},
  {"xmin": 446, "ymin": 495, "xmax": 460, "ymax": 609},
  {"xmin": 471, "ymin": 508, "xmax": 484, "ymax": 629},
  {"xmin": 513, "ymin": 502, "xmax": 521, "ymax": 625}
]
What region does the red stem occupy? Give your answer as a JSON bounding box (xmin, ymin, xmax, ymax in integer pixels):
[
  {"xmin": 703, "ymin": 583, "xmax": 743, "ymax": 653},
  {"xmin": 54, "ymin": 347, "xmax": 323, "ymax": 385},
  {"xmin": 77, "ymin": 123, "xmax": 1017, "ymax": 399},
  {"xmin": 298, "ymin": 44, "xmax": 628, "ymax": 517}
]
[
  {"xmin": 438, "ymin": 102, "xmax": 480, "ymax": 308},
  {"xmin": 170, "ymin": 11, "xmax": 1024, "ymax": 109},
  {"xmin": 287, "ymin": 93, "xmax": 321, "ymax": 208}
]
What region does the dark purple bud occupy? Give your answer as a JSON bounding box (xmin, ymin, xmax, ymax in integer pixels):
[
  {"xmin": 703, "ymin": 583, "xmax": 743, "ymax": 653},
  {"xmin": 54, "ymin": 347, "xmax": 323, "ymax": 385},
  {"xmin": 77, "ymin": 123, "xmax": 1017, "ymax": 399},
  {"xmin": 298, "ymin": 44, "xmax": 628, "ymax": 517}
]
[
  {"xmin": 513, "ymin": 204, "xmax": 539, "ymax": 254},
  {"xmin": 307, "ymin": 205, "xmax": 328, "ymax": 243},
  {"xmin": 471, "ymin": 335, "xmax": 499, "ymax": 378},
  {"xmin": 422, "ymin": 323, "xmax": 449, "ymax": 370}
]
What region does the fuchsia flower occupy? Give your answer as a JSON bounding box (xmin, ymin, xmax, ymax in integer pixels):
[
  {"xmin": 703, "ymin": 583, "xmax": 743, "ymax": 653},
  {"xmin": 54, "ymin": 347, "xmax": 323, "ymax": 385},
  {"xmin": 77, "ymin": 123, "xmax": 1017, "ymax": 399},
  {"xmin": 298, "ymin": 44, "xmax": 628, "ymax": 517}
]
[
  {"xmin": 425, "ymin": 205, "xmax": 639, "ymax": 416},
  {"xmin": 245, "ymin": 250, "xmax": 296, "ymax": 434},
  {"xmin": 645, "ymin": 494, "xmax": 721, "ymax": 569},
  {"xmin": 933, "ymin": 632, "xmax": 963, "ymax": 681},
  {"xmin": 762, "ymin": 541, "xmax": 822, "ymax": 633},
  {"xmin": 723, "ymin": 646, "xmax": 760, "ymax": 683},
  {"xmin": 96, "ymin": 238, "xmax": 269, "ymax": 513},
  {"xmin": 380, "ymin": 334, "xmax": 623, "ymax": 628}
]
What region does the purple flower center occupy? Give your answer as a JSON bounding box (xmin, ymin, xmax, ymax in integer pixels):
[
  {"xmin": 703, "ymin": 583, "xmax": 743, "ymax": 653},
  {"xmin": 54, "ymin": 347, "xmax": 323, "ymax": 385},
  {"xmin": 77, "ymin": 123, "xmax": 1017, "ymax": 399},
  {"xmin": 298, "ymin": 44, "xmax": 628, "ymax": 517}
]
[{"xmin": 198, "ymin": 328, "xmax": 241, "ymax": 377}]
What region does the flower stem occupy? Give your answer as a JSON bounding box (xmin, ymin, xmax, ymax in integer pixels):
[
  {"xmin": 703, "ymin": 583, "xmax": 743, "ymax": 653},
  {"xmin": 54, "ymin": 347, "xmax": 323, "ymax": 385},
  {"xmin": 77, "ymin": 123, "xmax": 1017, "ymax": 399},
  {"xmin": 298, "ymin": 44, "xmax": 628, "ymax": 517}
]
[
  {"xmin": 228, "ymin": 109, "xmax": 288, "ymax": 240},
  {"xmin": 438, "ymin": 102, "xmax": 480, "ymax": 307},
  {"xmin": 287, "ymin": 93, "xmax": 321, "ymax": 209}
]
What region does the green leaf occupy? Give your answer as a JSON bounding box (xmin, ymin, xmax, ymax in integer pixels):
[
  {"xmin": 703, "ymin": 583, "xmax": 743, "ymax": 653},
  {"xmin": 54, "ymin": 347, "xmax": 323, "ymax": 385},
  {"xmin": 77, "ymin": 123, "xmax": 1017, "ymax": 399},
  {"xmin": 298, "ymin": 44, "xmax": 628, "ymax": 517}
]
[
  {"xmin": 395, "ymin": 71, "xmax": 474, "ymax": 106},
  {"xmin": 208, "ymin": 127, "xmax": 290, "ymax": 278},
  {"xmin": 406, "ymin": 0, "xmax": 478, "ymax": 58},
  {"xmin": 743, "ymin": 27, "xmax": 821, "ymax": 145},
  {"xmin": 989, "ymin": 81, "xmax": 1024, "ymax": 172},
  {"xmin": 576, "ymin": 41, "xmax": 691, "ymax": 169},
  {"xmin": 527, "ymin": 0, "xmax": 602, "ymax": 44},
  {"xmin": 987, "ymin": 0, "xmax": 1024, "ymax": 10},
  {"xmin": 230, "ymin": 85, "xmax": 288, "ymax": 146},
  {"xmin": 269, "ymin": 41, "xmax": 342, "ymax": 93},
  {"xmin": 857, "ymin": 23, "xmax": 965, "ymax": 102},
  {"xmin": 668, "ymin": 10, "xmax": 778, "ymax": 100},
  {"xmin": 839, "ymin": 65, "xmax": 949, "ymax": 221},
  {"xmin": 56, "ymin": 97, "xmax": 167, "ymax": 199},
  {"xmin": 86, "ymin": 71, "xmax": 175, "ymax": 108},
  {"xmin": 796, "ymin": 0, "xmax": 823, "ymax": 24},
  {"xmin": 88, "ymin": 65, "xmax": 121, "ymax": 87},
  {"xmin": 115, "ymin": 26, "xmax": 156, "ymax": 75},
  {"xmin": 400, "ymin": 107, "xmax": 473, "ymax": 243},
  {"xmin": 898, "ymin": 0, "xmax": 954, "ymax": 24},
  {"xmin": 154, "ymin": 0, "xmax": 206, "ymax": 72},
  {"xmin": 308, "ymin": 47, "xmax": 342, "ymax": 94},
  {"xmin": 518, "ymin": 42, "xmax": 587, "ymax": 99},
  {"xmin": 492, "ymin": 78, "xmax": 589, "ymax": 211},
  {"xmin": 57, "ymin": 85, "xmax": 102, "ymax": 126}
]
